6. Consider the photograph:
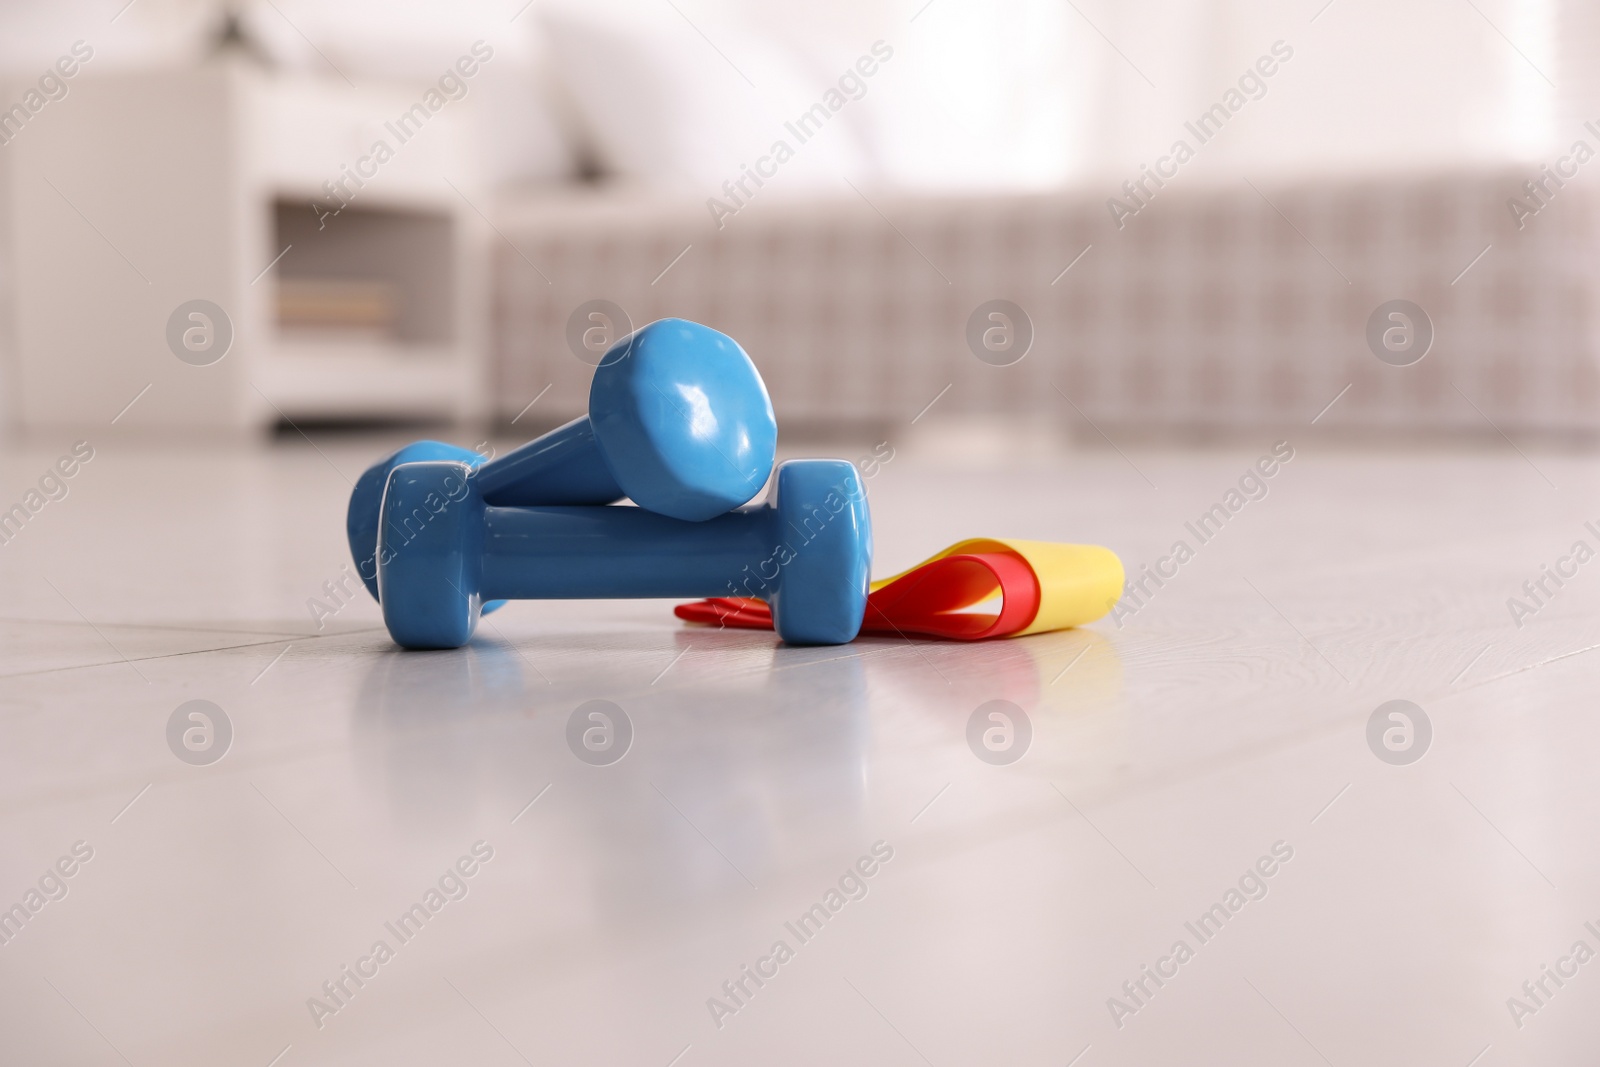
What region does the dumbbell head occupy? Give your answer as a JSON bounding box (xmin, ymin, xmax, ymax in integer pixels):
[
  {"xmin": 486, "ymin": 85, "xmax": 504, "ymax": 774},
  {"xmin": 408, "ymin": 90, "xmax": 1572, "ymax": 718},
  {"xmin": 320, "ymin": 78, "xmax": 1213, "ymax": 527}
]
[
  {"xmin": 347, "ymin": 440, "xmax": 486, "ymax": 601},
  {"xmin": 761, "ymin": 460, "xmax": 873, "ymax": 645},
  {"xmin": 591, "ymin": 318, "xmax": 776, "ymax": 521},
  {"xmin": 376, "ymin": 460, "xmax": 488, "ymax": 650}
]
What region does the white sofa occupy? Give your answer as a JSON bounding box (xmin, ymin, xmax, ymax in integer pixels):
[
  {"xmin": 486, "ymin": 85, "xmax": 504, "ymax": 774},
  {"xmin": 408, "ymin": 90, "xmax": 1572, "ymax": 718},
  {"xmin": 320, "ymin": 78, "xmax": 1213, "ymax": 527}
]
[{"xmin": 491, "ymin": 169, "xmax": 1598, "ymax": 437}]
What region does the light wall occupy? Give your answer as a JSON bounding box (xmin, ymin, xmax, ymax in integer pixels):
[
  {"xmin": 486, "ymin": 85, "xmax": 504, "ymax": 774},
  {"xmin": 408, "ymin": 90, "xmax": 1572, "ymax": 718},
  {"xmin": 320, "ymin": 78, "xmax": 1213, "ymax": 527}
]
[{"xmin": 0, "ymin": 0, "xmax": 1568, "ymax": 192}]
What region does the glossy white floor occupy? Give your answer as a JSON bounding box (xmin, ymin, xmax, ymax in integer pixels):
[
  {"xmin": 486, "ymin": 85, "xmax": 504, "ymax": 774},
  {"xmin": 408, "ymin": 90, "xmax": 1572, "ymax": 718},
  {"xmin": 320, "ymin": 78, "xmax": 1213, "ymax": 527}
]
[{"xmin": 2, "ymin": 430, "xmax": 1598, "ymax": 1067}]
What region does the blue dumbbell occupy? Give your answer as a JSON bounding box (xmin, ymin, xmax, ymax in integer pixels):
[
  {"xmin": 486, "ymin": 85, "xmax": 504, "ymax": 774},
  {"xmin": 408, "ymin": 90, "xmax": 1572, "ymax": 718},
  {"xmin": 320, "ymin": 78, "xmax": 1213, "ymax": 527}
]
[
  {"xmin": 376, "ymin": 459, "xmax": 872, "ymax": 650},
  {"xmin": 346, "ymin": 318, "xmax": 777, "ymax": 600}
]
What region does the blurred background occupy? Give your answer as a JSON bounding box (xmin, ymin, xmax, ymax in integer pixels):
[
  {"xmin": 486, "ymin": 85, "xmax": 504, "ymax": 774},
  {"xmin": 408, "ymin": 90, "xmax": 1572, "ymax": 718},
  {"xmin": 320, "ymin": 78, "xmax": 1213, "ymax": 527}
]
[{"xmin": 0, "ymin": 0, "xmax": 1589, "ymax": 445}]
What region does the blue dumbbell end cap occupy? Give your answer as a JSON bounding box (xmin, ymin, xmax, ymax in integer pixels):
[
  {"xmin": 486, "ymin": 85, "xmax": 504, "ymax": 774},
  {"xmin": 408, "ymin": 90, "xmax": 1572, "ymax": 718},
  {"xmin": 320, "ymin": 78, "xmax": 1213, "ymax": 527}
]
[
  {"xmin": 590, "ymin": 319, "xmax": 777, "ymax": 522},
  {"xmin": 377, "ymin": 461, "xmax": 486, "ymax": 650},
  {"xmin": 347, "ymin": 440, "xmax": 487, "ymax": 602},
  {"xmin": 767, "ymin": 460, "xmax": 872, "ymax": 645}
]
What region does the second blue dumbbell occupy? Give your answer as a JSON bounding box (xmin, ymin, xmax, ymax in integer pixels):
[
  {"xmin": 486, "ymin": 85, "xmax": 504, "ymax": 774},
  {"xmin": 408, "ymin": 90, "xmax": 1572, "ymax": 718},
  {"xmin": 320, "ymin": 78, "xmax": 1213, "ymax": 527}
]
[{"xmin": 346, "ymin": 318, "xmax": 777, "ymax": 599}]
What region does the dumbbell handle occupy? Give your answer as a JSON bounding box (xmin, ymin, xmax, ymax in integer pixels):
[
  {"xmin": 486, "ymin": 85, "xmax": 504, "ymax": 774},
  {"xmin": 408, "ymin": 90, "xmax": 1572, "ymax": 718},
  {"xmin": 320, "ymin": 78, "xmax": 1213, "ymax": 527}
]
[
  {"xmin": 349, "ymin": 418, "xmax": 622, "ymax": 605},
  {"xmin": 475, "ymin": 416, "xmax": 622, "ymax": 506},
  {"xmin": 477, "ymin": 504, "xmax": 773, "ymax": 600}
]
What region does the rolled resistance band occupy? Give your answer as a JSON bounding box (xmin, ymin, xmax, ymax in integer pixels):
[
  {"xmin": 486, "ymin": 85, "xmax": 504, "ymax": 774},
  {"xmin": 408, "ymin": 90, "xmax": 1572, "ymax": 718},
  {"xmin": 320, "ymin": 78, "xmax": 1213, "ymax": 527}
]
[{"xmin": 675, "ymin": 539, "xmax": 1125, "ymax": 640}]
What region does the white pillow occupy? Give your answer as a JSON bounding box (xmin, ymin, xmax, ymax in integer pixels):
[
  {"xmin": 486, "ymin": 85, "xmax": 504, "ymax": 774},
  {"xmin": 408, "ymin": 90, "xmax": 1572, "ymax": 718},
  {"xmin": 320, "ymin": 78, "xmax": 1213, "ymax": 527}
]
[
  {"xmin": 242, "ymin": 0, "xmax": 578, "ymax": 185},
  {"xmin": 848, "ymin": 0, "xmax": 1088, "ymax": 191},
  {"xmin": 540, "ymin": 3, "xmax": 871, "ymax": 193}
]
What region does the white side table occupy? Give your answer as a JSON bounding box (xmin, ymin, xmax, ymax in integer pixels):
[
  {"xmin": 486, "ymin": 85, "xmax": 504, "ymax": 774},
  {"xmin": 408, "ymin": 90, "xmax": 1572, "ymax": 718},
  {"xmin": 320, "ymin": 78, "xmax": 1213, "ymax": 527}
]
[{"xmin": 4, "ymin": 57, "xmax": 489, "ymax": 437}]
